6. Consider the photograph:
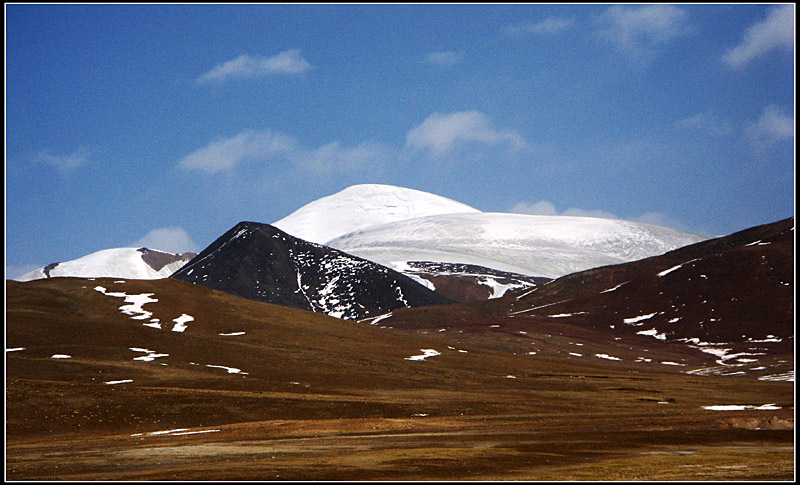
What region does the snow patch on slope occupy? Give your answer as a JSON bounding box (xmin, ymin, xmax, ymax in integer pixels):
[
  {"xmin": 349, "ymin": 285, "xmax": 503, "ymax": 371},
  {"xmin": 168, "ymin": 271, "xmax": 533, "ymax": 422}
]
[{"xmin": 405, "ymin": 349, "xmax": 441, "ymax": 361}]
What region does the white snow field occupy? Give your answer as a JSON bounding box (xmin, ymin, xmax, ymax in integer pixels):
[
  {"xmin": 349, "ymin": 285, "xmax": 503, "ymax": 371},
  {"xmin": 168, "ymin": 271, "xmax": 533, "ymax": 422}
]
[
  {"xmin": 17, "ymin": 247, "xmax": 190, "ymax": 281},
  {"xmin": 273, "ymin": 184, "xmax": 706, "ymax": 279},
  {"xmin": 273, "ymin": 183, "xmax": 480, "ymax": 245},
  {"xmin": 325, "ymin": 212, "xmax": 707, "ymax": 279}
]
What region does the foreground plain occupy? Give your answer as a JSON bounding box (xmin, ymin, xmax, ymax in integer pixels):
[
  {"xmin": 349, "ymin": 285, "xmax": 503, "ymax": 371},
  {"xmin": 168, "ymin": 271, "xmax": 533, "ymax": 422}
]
[{"xmin": 6, "ymin": 277, "xmax": 794, "ymax": 480}]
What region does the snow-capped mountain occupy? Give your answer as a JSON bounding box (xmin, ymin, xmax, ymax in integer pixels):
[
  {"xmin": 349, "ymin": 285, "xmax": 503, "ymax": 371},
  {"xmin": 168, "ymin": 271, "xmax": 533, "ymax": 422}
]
[
  {"xmin": 273, "ymin": 183, "xmax": 480, "ymax": 245},
  {"xmin": 326, "ymin": 212, "xmax": 709, "ymax": 279},
  {"xmin": 170, "ymin": 221, "xmax": 452, "ymax": 320},
  {"xmin": 16, "ymin": 248, "xmax": 196, "ymax": 282},
  {"xmin": 273, "ymin": 184, "xmax": 708, "ymax": 282}
]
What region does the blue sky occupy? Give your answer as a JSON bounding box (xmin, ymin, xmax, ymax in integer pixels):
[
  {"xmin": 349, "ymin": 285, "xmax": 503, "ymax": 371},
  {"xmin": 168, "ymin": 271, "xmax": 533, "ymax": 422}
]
[{"xmin": 5, "ymin": 4, "xmax": 795, "ymax": 278}]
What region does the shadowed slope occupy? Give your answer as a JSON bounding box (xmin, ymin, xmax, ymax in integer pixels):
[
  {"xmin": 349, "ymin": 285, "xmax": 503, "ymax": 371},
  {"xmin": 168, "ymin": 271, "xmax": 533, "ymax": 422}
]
[{"xmin": 170, "ymin": 221, "xmax": 452, "ymax": 320}]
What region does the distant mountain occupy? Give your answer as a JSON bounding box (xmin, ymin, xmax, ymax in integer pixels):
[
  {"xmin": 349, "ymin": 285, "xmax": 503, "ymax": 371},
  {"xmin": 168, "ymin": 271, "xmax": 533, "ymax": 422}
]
[
  {"xmin": 15, "ymin": 184, "xmax": 707, "ymax": 303},
  {"xmin": 16, "ymin": 247, "xmax": 196, "ymax": 282},
  {"xmin": 326, "ymin": 212, "xmax": 709, "ymax": 279},
  {"xmin": 273, "ymin": 184, "xmax": 708, "ymax": 296},
  {"xmin": 273, "ymin": 183, "xmax": 480, "ymax": 245},
  {"xmin": 170, "ymin": 221, "xmax": 453, "ymax": 320}
]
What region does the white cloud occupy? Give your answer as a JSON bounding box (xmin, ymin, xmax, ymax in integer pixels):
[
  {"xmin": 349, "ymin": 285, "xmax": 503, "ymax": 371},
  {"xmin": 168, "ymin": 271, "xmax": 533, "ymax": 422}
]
[
  {"xmin": 423, "ymin": 51, "xmax": 463, "ymax": 67},
  {"xmin": 511, "ymin": 200, "xmax": 685, "ymax": 231},
  {"xmin": 562, "ymin": 207, "xmax": 620, "ymax": 220},
  {"xmin": 723, "ymin": 5, "xmax": 794, "ymax": 69},
  {"xmin": 634, "ymin": 212, "xmax": 681, "ymax": 229},
  {"xmin": 512, "ymin": 200, "xmax": 621, "ymax": 219},
  {"xmin": 295, "ymin": 141, "xmax": 390, "ymax": 175},
  {"xmin": 510, "ymin": 201, "xmax": 557, "ymax": 216},
  {"xmin": 504, "ymin": 17, "xmax": 576, "ymax": 35},
  {"xmin": 597, "ymin": 5, "xmax": 691, "ymax": 60},
  {"xmin": 747, "ymin": 104, "xmax": 795, "ymax": 147},
  {"xmin": 406, "ymin": 111, "xmax": 526, "ymax": 156},
  {"xmin": 131, "ymin": 227, "xmax": 200, "ymax": 254},
  {"xmin": 675, "ymin": 112, "xmax": 732, "ymax": 136},
  {"xmin": 35, "ymin": 147, "xmax": 91, "ymax": 172},
  {"xmin": 178, "ymin": 129, "xmax": 297, "ymax": 173},
  {"xmin": 197, "ymin": 49, "xmax": 312, "ymax": 84},
  {"xmin": 180, "ymin": 128, "xmax": 391, "ymax": 177}
]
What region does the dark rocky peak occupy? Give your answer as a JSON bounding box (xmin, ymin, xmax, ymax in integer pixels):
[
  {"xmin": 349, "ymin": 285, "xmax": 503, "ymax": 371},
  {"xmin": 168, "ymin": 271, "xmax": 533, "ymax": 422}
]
[{"xmin": 170, "ymin": 221, "xmax": 452, "ymax": 320}]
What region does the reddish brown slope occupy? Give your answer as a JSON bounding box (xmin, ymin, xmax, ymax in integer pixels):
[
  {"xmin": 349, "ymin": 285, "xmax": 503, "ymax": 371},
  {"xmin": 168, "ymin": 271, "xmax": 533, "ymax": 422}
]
[
  {"xmin": 375, "ymin": 218, "xmax": 793, "ymax": 378},
  {"xmin": 5, "ymin": 275, "xmax": 794, "ymax": 480}
]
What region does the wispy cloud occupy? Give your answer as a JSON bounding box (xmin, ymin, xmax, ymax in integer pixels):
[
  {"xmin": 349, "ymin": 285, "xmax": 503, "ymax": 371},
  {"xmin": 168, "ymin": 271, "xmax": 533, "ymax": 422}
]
[
  {"xmin": 131, "ymin": 226, "xmax": 200, "ymax": 254},
  {"xmin": 295, "ymin": 141, "xmax": 391, "ymax": 176},
  {"xmin": 178, "ymin": 130, "xmax": 297, "ymax": 173},
  {"xmin": 634, "ymin": 212, "xmax": 686, "ymax": 230},
  {"xmin": 503, "ymin": 17, "xmax": 576, "ymax": 35},
  {"xmin": 747, "ymin": 104, "xmax": 794, "ymax": 148},
  {"xmin": 406, "ymin": 111, "xmax": 526, "ymax": 156},
  {"xmin": 562, "ymin": 207, "xmax": 621, "ymax": 220},
  {"xmin": 183, "ymin": 112, "xmax": 526, "ymax": 177},
  {"xmin": 180, "ymin": 129, "xmax": 390, "ymax": 177},
  {"xmin": 35, "ymin": 147, "xmax": 91, "ymax": 173},
  {"xmin": 511, "ymin": 201, "xmax": 617, "ymax": 220},
  {"xmin": 723, "ymin": 5, "xmax": 794, "ymax": 69},
  {"xmin": 597, "ymin": 5, "xmax": 691, "ymax": 61},
  {"xmin": 423, "ymin": 51, "xmax": 464, "ymax": 67},
  {"xmin": 511, "ymin": 200, "xmax": 686, "ymax": 231},
  {"xmin": 510, "ymin": 200, "xmax": 558, "ymax": 216},
  {"xmin": 197, "ymin": 49, "xmax": 312, "ymax": 84},
  {"xmin": 6, "ymin": 263, "xmax": 43, "ymax": 281},
  {"xmin": 675, "ymin": 112, "xmax": 732, "ymax": 137}
]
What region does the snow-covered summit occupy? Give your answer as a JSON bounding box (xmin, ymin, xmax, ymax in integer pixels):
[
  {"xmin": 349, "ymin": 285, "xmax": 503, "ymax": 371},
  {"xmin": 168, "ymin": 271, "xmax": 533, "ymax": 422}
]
[
  {"xmin": 273, "ymin": 183, "xmax": 708, "ymax": 280},
  {"xmin": 16, "ymin": 247, "xmax": 195, "ymax": 282},
  {"xmin": 273, "ymin": 184, "xmax": 480, "ymax": 244}
]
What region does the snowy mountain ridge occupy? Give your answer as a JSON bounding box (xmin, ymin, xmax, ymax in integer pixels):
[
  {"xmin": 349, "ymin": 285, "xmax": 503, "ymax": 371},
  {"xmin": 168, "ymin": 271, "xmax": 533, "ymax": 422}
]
[
  {"xmin": 325, "ymin": 212, "xmax": 708, "ymax": 279},
  {"xmin": 271, "ymin": 184, "xmax": 708, "ymax": 280},
  {"xmin": 14, "ymin": 184, "xmax": 708, "ymax": 290},
  {"xmin": 16, "ymin": 247, "xmax": 196, "ymax": 282},
  {"xmin": 273, "ymin": 184, "xmax": 480, "ymax": 245}
]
